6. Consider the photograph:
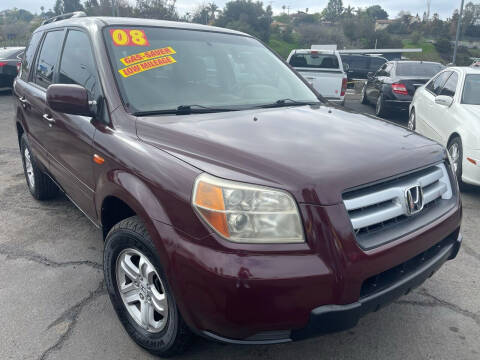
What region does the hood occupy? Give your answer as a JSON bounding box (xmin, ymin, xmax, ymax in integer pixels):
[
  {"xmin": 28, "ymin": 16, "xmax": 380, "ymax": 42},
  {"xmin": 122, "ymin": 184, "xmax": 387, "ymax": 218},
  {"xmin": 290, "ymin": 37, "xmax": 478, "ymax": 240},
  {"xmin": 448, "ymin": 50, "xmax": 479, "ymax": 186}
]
[{"xmin": 136, "ymin": 105, "xmax": 445, "ymax": 205}]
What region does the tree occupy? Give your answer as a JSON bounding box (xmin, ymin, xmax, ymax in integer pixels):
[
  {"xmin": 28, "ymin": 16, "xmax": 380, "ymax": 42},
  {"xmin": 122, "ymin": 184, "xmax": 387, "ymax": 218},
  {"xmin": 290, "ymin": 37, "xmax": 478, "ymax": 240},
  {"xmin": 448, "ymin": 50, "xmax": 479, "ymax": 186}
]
[
  {"xmin": 63, "ymin": 0, "xmax": 83, "ymax": 12},
  {"xmin": 134, "ymin": 0, "xmax": 178, "ymax": 20},
  {"xmin": 84, "ymin": 0, "xmax": 100, "ymax": 15},
  {"xmin": 322, "ymin": 0, "xmax": 343, "ymax": 22},
  {"xmin": 207, "ymin": 2, "xmax": 219, "ymax": 21},
  {"xmin": 192, "ymin": 4, "xmax": 210, "ymax": 24},
  {"xmin": 54, "ymin": 0, "xmax": 63, "ymax": 15},
  {"xmin": 215, "ymin": 0, "xmax": 273, "ymax": 42},
  {"xmin": 366, "ymin": 5, "xmax": 388, "ymax": 20}
]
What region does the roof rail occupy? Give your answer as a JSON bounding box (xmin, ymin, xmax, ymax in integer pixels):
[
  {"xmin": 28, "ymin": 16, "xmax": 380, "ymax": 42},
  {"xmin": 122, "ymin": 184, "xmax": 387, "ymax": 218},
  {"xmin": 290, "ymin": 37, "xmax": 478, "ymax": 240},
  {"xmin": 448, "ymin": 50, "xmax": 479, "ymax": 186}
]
[{"xmin": 41, "ymin": 11, "xmax": 87, "ymax": 25}]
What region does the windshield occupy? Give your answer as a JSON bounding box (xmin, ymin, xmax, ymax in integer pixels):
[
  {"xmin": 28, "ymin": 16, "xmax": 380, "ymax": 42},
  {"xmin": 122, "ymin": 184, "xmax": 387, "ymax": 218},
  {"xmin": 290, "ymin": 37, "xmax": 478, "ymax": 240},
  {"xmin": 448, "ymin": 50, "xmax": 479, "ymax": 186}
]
[
  {"xmin": 0, "ymin": 48, "xmax": 22, "ymax": 59},
  {"xmin": 396, "ymin": 62, "xmax": 444, "ymax": 77},
  {"xmin": 462, "ymin": 74, "xmax": 480, "ymax": 105},
  {"xmin": 289, "ymin": 53, "xmax": 339, "ymax": 69},
  {"xmin": 103, "ymin": 27, "xmax": 319, "ymax": 114}
]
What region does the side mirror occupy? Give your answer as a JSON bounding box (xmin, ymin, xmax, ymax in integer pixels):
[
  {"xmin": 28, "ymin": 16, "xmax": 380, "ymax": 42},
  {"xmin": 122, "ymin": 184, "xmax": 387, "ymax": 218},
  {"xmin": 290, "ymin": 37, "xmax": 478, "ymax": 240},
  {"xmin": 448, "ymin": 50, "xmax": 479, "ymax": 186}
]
[
  {"xmin": 46, "ymin": 84, "xmax": 93, "ymax": 116},
  {"xmin": 435, "ymin": 95, "xmax": 454, "ymax": 107}
]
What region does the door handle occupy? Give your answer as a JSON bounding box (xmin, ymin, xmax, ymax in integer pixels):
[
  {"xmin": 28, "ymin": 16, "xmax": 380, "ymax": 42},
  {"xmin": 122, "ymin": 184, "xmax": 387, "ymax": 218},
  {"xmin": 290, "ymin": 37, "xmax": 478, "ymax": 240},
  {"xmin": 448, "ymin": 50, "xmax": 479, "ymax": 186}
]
[
  {"xmin": 19, "ymin": 96, "xmax": 28, "ymax": 108},
  {"xmin": 43, "ymin": 114, "xmax": 55, "ymax": 127}
]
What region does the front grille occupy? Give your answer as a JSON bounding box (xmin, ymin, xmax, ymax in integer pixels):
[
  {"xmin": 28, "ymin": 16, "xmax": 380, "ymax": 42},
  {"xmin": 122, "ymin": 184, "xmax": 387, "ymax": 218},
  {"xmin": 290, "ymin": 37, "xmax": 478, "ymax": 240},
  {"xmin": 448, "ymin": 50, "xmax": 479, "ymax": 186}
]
[
  {"xmin": 360, "ymin": 233, "xmax": 455, "ymax": 298},
  {"xmin": 343, "ymin": 163, "xmax": 455, "ymax": 250}
]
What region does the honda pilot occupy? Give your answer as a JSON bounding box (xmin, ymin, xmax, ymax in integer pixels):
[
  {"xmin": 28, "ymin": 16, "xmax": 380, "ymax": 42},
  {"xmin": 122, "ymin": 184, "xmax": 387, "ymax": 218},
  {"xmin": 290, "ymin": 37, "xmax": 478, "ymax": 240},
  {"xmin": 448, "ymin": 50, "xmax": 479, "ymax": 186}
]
[{"xmin": 13, "ymin": 13, "xmax": 462, "ymax": 357}]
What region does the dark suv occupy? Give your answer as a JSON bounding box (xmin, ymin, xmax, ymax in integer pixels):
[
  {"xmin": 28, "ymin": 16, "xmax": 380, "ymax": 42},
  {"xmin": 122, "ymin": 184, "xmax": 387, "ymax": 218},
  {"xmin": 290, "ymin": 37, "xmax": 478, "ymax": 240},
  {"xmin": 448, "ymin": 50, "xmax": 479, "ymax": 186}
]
[
  {"xmin": 340, "ymin": 54, "xmax": 387, "ymax": 83},
  {"xmin": 14, "ymin": 13, "xmax": 462, "ymax": 357}
]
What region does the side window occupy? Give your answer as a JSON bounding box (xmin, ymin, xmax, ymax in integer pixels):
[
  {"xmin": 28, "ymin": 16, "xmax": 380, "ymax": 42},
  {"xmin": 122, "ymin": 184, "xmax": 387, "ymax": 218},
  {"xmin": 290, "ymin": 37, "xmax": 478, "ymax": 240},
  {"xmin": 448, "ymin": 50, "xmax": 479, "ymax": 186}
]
[
  {"xmin": 440, "ymin": 72, "xmax": 458, "ymax": 97},
  {"xmin": 20, "ymin": 32, "xmax": 42, "ymax": 81},
  {"xmin": 426, "ymin": 72, "xmax": 450, "ymax": 95},
  {"xmin": 347, "ymin": 56, "xmax": 368, "ymax": 70},
  {"xmin": 58, "ymin": 30, "xmax": 99, "ymax": 99},
  {"xmin": 432, "ymin": 72, "xmax": 452, "ymax": 95},
  {"xmin": 34, "ymin": 30, "xmax": 65, "ymax": 89}
]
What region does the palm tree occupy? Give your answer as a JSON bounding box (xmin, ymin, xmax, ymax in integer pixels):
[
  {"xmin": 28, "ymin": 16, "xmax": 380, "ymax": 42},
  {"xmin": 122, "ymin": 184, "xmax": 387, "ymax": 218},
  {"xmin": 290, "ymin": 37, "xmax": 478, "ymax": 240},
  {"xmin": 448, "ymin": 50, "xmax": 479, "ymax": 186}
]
[{"xmin": 207, "ymin": 2, "xmax": 219, "ymax": 21}]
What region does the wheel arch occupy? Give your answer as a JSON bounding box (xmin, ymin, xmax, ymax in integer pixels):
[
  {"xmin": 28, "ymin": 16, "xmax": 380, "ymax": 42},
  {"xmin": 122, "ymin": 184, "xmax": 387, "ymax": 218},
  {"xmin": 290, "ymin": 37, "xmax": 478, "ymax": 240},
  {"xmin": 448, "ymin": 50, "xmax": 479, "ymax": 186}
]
[
  {"xmin": 97, "ymin": 171, "xmax": 172, "ymax": 267},
  {"xmin": 447, "ymin": 132, "xmax": 462, "ymax": 147}
]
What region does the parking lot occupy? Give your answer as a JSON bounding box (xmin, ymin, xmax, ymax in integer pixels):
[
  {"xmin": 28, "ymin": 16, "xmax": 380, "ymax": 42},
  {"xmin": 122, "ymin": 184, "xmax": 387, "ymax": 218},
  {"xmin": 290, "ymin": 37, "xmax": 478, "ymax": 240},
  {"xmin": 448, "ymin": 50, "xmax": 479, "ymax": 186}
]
[{"xmin": 1, "ymin": 90, "xmax": 480, "ymax": 360}]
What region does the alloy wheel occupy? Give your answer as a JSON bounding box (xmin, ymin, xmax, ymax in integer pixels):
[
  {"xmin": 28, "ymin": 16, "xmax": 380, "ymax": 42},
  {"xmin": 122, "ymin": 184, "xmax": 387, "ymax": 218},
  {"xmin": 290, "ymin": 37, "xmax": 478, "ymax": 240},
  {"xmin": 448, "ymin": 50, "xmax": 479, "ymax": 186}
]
[
  {"xmin": 408, "ymin": 112, "xmax": 415, "ymax": 130},
  {"xmin": 24, "ymin": 147, "xmax": 35, "ymax": 189},
  {"xmin": 448, "ymin": 143, "xmax": 460, "ymax": 173},
  {"xmin": 116, "ymin": 248, "xmax": 168, "ymax": 333},
  {"xmin": 376, "ymin": 96, "xmax": 382, "ymax": 115}
]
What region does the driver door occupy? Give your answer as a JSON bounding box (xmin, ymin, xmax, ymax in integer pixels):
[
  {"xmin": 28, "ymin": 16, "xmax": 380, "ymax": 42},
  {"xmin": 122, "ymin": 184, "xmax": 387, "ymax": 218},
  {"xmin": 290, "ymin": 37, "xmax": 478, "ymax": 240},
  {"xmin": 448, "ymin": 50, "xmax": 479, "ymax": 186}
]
[
  {"xmin": 417, "ymin": 71, "xmax": 452, "ymax": 143},
  {"xmin": 428, "ymin": 72, "xmax": 459, "ymax": 146},
  {"xmin": 44, "ymin": 29, "xmax": 101, "ymax": 221}
]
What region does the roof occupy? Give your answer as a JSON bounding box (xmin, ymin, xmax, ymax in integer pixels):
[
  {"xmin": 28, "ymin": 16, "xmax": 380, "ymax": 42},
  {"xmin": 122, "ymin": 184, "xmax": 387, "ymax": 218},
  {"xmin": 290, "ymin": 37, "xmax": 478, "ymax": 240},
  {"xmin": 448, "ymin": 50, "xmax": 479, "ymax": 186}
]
[
  {"xmin": 291, "ymin": 49, "xmax": 338, "ymax": 55},
  {"xmin": 393, "ymin": 60, "xmax": 442, "ymax": 64},
  {"xmin": 0, "ymin": 46, "xmax": 25, "ymax": 50},
  {"xmin": 449, "ymin": 66, "xmax": 480, "ymax": 74},
  {"xmin": 339, "ymin": 49, "xmax": 422, "ymax": 54},
  {"xmin": 36, "ymin": 16, "xmax": 248, "ymax": 37}
]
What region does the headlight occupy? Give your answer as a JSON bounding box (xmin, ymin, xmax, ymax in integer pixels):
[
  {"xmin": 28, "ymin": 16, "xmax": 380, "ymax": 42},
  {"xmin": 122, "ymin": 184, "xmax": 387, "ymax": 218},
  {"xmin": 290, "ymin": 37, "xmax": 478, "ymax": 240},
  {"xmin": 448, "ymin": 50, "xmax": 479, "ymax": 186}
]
[{"xmin": 192, "ymin": 173, "xmax": 304, "ymax": 243}]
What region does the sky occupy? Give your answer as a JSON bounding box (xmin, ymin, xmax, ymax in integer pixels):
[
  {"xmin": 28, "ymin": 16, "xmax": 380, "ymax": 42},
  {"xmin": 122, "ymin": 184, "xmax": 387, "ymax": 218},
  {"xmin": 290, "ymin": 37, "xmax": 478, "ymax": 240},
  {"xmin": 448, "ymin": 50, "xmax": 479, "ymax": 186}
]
[{"xmin": 0, "ymin": 0, "xmax": 465, "ymax": 19}]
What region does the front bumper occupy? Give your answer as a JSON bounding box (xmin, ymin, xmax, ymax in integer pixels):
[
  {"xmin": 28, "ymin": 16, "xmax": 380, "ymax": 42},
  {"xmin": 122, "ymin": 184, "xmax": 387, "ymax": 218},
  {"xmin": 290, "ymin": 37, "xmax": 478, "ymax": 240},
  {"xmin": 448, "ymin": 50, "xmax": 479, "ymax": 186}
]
[
  {"xmin": 291, "ymin": 232, "xmax": 461, "ymax": 341},
  {"xmin": 151, "ymin": 195, "xmax": 461, "ymax": 344},
  {"xmin": 199, "ymin": 231, "xmax": 462, "ymax": 344},
  {"xmin": 462, "ymin": 149, "xmax": 480, "ymax": 186}
]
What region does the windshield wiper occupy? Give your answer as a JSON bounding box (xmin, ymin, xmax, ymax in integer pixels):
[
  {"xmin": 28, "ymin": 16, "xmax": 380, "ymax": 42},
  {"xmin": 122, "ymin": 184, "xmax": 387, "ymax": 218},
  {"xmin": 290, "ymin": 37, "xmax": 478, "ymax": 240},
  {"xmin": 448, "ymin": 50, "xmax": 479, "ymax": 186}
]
[
  {"xmin": 256, "ymin": 98, "xmax": 321, "ymax": 109},
  {"xmin": 133, "ymin": 104, "xmax": 238, "ymax": 116}
]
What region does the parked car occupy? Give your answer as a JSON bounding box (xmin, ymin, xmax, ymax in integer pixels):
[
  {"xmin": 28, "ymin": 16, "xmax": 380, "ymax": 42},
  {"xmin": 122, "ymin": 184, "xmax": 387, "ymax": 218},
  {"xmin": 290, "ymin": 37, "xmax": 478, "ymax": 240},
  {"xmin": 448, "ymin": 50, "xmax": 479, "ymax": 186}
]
[
  {"xmin": 361, "ymin": 60, "xmax": 445, "ymax": 117},
  {"xmin": 340, "ymin": 54, "xmax": 387, "ymax": 83},
  {"xmin": 14, "ymin": 13, "xmax": 462, "ymax": 357},
  {"xmin": 287, "ymin": 49, "xmax": 348, "ymax": 105},
  {"xmin": 0, "ymin": 46, "xmax": 24, "ymax": 89},
  {"xmin": 410, "ymin": 66, "xmax": 480, "ymax": 186}
]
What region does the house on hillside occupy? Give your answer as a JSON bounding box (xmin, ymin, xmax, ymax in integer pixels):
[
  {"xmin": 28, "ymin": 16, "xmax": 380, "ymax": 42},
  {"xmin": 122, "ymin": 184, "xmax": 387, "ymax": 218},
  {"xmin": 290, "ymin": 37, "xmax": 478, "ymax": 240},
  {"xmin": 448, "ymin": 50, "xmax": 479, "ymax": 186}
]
[{"xmin": 375, "ymin": 19, "xmax": 395, "ymax": 31}]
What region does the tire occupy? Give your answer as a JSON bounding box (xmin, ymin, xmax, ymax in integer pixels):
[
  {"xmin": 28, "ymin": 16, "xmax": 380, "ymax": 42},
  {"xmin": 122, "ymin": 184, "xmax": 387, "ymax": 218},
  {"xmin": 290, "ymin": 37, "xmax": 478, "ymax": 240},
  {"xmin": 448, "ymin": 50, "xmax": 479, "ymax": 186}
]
[
  {"xmin": 408, "ymin": 109, "xmax": 416, "ymax": 131},
  {"xmin": 447, "ymin": 136, "xmax": 463, "ymax": 187},
  {"xmin": 104, "ymin": 216, "xmax": 192, "ymax": 357},
  {"xmin": 20, "ymin": 134, "xmax": 58, "ymax": 200},
  {"xmin": 361, "ymin": 85, "xmax": 369, "ymax": 105},
  {"xmin": 375, "ymin": 94, "xmax": 389, "ymax": 118}
]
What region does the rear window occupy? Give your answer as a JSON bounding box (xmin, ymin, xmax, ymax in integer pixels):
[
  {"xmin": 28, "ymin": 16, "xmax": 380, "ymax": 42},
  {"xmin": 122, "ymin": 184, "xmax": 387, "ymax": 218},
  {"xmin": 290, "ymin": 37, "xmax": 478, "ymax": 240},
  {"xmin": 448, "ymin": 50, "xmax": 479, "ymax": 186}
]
[
  {"xmin": 342, "ymin": 56, "xmax": 368, "ymax": 70},
  {"xmin": 396, "ymin": 63, "xmax": 444, "ymax": 77},
  {"xmin": 289, "ymin": 53, "xmax": 339, "ymax": 69}
]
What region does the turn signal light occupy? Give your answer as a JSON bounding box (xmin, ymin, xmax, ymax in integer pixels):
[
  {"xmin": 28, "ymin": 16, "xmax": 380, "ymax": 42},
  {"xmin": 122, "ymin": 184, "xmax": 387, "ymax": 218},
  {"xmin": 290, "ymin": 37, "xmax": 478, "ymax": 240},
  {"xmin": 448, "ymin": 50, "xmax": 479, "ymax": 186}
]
[
  {"xmin": 193, "ymin": 181, "xmax": 229, "ymax": 237},
  {"xmin": 392, "ymin": 83, "xmax": 408, "ymax": 95}
]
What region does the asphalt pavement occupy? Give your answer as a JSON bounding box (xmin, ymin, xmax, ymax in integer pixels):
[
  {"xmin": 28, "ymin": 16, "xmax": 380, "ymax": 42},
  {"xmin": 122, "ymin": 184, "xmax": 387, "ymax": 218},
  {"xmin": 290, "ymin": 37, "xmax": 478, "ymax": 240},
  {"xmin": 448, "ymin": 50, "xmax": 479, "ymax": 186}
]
[{"xmin": 1, "ymin": 90, "xmax": 480, "ymax": 360}]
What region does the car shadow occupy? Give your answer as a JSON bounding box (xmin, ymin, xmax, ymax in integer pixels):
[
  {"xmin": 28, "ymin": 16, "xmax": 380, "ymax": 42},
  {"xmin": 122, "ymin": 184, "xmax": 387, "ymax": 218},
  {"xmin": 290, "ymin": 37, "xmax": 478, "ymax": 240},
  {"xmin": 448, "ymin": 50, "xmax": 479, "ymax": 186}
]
[{"xmin": 0, "ymin": 89, "xmax": 13, "ymax": 96}]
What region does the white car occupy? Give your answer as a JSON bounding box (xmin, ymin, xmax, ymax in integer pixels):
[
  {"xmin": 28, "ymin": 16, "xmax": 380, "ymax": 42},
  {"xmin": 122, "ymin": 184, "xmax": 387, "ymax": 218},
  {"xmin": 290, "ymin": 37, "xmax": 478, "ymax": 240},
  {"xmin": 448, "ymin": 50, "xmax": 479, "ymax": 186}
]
[
  {"xmin": 287, "ymin": 49, "xmax": 348, "ymax": 105},
  {"xmin": 409, "ymin": 66, "xmax": 480, "ymax": 186}
]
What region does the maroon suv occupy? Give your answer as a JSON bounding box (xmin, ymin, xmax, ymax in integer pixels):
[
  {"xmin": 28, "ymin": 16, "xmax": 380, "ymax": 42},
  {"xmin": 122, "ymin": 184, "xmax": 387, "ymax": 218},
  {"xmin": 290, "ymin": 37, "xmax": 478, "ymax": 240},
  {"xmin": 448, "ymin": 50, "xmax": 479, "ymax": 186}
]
[{"xmin": 13, "ymin": 13, "xmax": 462, "ymax": 357}]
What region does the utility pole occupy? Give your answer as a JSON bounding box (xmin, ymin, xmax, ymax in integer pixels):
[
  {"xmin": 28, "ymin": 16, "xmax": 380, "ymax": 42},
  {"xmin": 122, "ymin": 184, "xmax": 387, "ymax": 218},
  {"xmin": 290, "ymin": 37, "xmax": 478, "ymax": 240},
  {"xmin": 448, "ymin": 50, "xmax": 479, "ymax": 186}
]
[
  {"xmin": 112, "ymin": 0, "xmax": 117, "ymax": 17},
  {"xmin": 453, "ymin": 0, "xmax": 465, "ymax": 65}
]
